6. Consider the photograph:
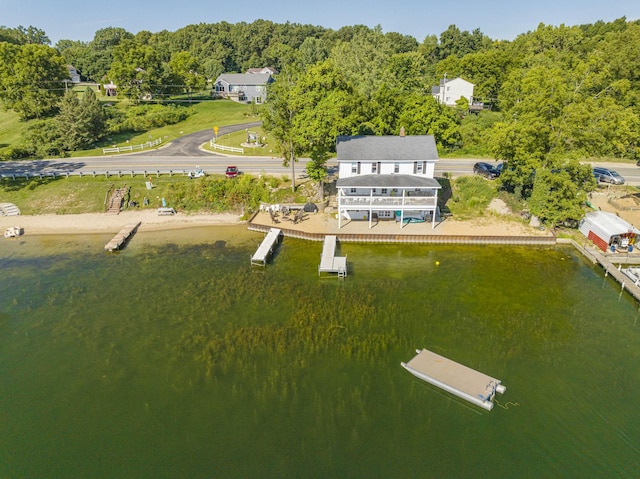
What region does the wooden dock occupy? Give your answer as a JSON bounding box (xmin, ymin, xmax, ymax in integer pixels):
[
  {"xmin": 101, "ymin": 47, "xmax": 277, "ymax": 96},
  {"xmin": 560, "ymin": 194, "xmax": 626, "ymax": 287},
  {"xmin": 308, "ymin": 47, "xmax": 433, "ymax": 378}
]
[
  {"xmin": 401, "ymin": 349, "xmax": 506, "ymax": 411},
  {"xmin": 104, "ymin": 222, "xmax": 141, "ymax": 252},
  {"xmin": 251, "ymin": 228, "xmax": 282, "ymax": 266},
  {"xmin": 318, "ymin": 235, "xmax": 347, "ymax": 277},
  {"xmin": 565, "ymin": 239, "xmax": 640, "ymax": 303}
]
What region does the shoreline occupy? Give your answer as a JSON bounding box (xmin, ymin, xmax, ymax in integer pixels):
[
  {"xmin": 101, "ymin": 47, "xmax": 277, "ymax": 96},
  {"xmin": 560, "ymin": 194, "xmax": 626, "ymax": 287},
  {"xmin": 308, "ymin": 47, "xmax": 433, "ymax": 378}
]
[{"xmin": 0, "ymin": 210, "xmax": 244, "ymax": 235}]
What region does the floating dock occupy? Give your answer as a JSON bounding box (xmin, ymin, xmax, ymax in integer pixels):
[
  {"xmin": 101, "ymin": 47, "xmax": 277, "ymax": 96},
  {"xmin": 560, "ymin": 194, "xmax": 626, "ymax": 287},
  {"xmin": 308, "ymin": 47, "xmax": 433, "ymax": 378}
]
[
  {"xmin": 104, "ymin": 222, "xmax": 141, "ymax": 252},
  {"xmin": 401, "ymin": 349, "xmax": 506, "ymax": 411},
  {"xmin": 251, "ymin": 228, "xmax": 282, "ymax": 266},
  {"xmin": 318, "ymin": 235, "xmax": 347, "ymax": 277}
]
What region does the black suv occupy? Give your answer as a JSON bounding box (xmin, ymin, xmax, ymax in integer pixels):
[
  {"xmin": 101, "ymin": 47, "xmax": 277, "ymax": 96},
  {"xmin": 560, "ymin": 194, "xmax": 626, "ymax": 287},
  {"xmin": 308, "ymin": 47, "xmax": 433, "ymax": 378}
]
[{"xmin": 473, "ymin": 162, "xmax": 500, "ymax": 179}]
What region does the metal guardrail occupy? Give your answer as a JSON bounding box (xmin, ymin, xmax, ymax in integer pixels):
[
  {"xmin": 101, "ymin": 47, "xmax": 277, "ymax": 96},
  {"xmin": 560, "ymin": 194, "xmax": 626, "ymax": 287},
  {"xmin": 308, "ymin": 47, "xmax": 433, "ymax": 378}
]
[
  {"xmin": 0, "ymin": 169, "xmax": 194, "ymax": 181},
  {"xmin": 103, "ymin": 138, "xmax": 163, "ymax": 154},
  {"xmin": 209, "ymin": 139, "xmax": 244, "ymax": 154}
]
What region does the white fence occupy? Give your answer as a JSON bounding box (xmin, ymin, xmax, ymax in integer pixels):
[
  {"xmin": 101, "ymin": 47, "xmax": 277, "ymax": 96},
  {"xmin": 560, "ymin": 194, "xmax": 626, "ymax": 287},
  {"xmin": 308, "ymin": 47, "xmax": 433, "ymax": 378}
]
[
  {"xmin": 210, "ymin": 139, "xmax": 244, "ymax": 154},
  {"xmin": 103, "ymin": 137, "xmax": 163, "ymax": 154}
]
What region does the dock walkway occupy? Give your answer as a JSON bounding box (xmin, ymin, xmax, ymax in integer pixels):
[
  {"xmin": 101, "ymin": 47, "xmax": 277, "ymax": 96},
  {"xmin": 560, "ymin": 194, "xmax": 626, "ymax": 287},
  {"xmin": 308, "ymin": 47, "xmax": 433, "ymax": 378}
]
[
  {"xmin": 401, "ymin": 349, "xmax": 506, "ymax": 411},
  {"xmin": 104, "ymin": 222, "xmax": 141, "ymax": 252},
  {"xmin": 318, "ymin": 235, "xmax": 347, "ymax": 277},
  {"xmin": 251, "ymin": 228, "xmax": 282, "ymax": 266}
]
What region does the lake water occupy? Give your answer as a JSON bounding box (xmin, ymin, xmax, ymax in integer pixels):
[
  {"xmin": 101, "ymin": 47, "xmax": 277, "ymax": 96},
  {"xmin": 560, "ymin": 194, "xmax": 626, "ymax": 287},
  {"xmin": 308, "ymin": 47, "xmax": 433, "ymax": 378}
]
[{"xmin": 1, "ymin": 227, "xmax": 639, "ymax": 478}]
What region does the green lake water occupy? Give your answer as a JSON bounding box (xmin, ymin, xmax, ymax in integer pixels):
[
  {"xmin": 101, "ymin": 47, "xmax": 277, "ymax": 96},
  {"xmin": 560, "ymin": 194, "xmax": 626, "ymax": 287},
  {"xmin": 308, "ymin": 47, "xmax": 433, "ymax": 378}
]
[{"xmin": 1, "ymin": 226, "xmax": 639, "ymax": 478}]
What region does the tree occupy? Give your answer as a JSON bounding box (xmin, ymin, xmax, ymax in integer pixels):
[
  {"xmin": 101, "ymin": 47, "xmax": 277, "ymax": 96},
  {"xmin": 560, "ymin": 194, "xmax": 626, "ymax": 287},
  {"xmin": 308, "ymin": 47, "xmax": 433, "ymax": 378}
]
[
  {"xmin": 0, "ymin": 43, "xmax": 68, "ymax": 119},
  {"xmin": 0, "ymin": 25, "xmax": 50, "ymax": 45},
  {"xmin": 80, "ymin": 87, "xmax": 106, "ymax": 144},
  {"xmin": 168, "ymin": 51, "xmax": 206, "ymax": 99},
  {"xmin": 54, "ymin": 88, "xmax": 105, "ymax": 152},
  {"xmin": 78, "ymin": 27, "xmax": 135, "ymax": 82},
  {"xmin": 108, "ymin": 40, "xmax": 163, "ymax": 100},
  {"xmin": 262, "ymin": 67, "xmax": 305, "ymax": 191},
  {"xmin": 56, "ymin": 91, "xmax": 85, "ymax": 151},
  {"xmin": 397, "ymin": 94, "xmax": 461, "ymax": 151},
  {"xmin": 437, "ymin": 25, "xmax": 491, "ymax": 60},
  {"xmin": 329, "ymin": 25, "xmax": 394, "ymax": 100},
  {"xmin": 291, "ymin": 60, "xmax": 363, "ymax": 197},
  {"xmin": 528, "ymin": 161, "xmax": 595, "ymax": 227}
]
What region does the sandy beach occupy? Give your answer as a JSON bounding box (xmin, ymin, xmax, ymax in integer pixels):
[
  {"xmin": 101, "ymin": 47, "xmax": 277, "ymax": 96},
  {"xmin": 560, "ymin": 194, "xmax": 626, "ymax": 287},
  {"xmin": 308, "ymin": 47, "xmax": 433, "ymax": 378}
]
[
  {"xmin": 0, "ymin": 209, "xmax": 244, "ymax": 235},
  {"xmin": 1, "ymin": 207, "xmax": 553, "ymax": 238}
]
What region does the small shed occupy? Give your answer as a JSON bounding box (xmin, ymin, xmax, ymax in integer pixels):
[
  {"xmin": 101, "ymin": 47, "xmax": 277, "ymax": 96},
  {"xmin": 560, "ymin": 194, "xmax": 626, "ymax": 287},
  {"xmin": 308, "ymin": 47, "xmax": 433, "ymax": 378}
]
[{"xmin": 579, "ymin": 211, "xmax": 640, "ymax": 252}]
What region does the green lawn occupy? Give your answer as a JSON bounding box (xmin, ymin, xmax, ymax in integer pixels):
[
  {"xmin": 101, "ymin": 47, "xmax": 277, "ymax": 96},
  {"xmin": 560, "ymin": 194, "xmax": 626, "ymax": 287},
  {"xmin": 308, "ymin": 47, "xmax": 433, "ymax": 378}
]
[
  {"xmin": 0, "ymin": 174, "xmax": 223, "ymax": 214},
  {"xmin": 0, "ymin": 109, "xmax": 23, "ymax": 150},
  {"xmin": 0, "ymin": 98, "xmax": 259, "ymax": 158},
  {"xmin": 202, "ymin": 127, "xmax": 279, "ymax": 157}
]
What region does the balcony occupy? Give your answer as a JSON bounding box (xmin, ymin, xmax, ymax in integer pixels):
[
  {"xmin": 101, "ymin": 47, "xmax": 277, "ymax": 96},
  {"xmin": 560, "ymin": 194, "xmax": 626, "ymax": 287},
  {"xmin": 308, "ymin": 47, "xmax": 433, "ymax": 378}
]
[{"xmin": 338, "ymin": 195, "xmax": 437, "ymax": 209}]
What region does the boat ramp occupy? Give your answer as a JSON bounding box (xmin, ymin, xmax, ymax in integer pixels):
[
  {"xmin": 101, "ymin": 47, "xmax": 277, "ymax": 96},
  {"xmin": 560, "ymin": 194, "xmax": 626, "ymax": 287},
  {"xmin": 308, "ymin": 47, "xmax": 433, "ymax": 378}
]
[
  {"xmin": 318, "ymin": 235, "xmax": 347, "ymax": 277},
  {"xmin": 251, "ymin": 228, "xmax": 282, "ymax": 266},
  {"xmin": 401, "ymin": 349, "xmax": 506, "ymax": 411},
  {"xmin": 104, "ymin": 222, "xmax": 141, "ymax": 252}
]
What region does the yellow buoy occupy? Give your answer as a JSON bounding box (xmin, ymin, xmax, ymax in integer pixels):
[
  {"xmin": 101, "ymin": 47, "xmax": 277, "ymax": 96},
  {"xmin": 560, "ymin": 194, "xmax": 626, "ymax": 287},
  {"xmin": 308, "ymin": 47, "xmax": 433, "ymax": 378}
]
[{"xmin": 435, "ymin": 261, "xmax": 440, "ymax": 266}]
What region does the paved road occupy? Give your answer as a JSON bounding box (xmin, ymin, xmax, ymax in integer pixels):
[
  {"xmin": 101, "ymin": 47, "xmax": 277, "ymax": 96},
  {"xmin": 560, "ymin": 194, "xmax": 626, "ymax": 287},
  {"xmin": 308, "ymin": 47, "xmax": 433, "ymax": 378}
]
[
  {"xmin": 138, "ymin": 121, "xmax": 262, "ymax": 157},
  {"xmin": 1, "ymin": 124, "xmax": 639, "ymax": 185}
]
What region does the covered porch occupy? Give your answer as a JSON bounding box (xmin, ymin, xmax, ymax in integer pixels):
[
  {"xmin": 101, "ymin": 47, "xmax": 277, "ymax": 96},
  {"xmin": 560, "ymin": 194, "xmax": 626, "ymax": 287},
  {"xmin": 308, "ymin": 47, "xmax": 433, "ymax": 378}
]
[{"xmin": 336, "ymin": 175, "xmax": 441, "ymax": 229}]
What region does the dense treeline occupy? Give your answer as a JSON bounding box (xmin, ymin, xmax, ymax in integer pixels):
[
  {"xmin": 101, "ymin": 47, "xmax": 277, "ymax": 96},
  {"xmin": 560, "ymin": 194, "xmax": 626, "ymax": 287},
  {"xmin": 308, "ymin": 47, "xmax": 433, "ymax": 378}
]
[{"xmin": 1, "ymin": 18, "xmax": 640, "ymax": 225}]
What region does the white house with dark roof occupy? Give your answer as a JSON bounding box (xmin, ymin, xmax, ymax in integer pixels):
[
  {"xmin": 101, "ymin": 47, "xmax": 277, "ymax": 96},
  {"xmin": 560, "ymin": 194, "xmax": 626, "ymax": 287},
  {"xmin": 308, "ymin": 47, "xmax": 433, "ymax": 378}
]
[
  {"xmin": 335, "ymin": 133, "xmax": 441, "ymax": 229},
  {"xmin": 432, "ymin": 76, "xmax": 475, "ymax": 106},
  {"xmin": 212, "ymin": 73, "xmax": 274, "ymax": 103}
]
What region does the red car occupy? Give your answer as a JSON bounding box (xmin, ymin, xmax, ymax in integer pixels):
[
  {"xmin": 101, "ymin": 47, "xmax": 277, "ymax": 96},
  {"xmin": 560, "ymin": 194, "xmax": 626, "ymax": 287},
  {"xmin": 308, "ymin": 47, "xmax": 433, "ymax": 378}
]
[{"xmin": 225, "ymin": 166, "xmax": 239, "ymax": 179}]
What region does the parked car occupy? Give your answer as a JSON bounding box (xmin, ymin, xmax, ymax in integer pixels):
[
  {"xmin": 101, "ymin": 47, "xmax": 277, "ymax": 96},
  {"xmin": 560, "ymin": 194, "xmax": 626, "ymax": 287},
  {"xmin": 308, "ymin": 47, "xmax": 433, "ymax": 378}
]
[
  {"xmin": 188, "ymin": 168, "xmax": 205, "ymax": 179},
  {"xmin": 225, "ymin": 166, "xmax": 239, "ymax": 179},
  {"xmin": 593, "ymin": 167, "xmax": 625, "ymax": 185},
  {"xmin": 473, "ymin": 162, "xmax": 500, "ymax": 179}
]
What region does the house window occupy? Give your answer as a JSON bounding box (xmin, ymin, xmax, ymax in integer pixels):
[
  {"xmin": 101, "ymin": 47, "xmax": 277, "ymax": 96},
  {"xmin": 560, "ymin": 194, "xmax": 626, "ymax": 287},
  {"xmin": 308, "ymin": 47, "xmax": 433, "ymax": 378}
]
[
  {"xmin": 381, "ymin": 188, "xmax": 388, "ymax": 195},
  {"xmin": 350, "ymin": 188, "xmax": 357, "ymax": 194},
  {"xmin": 351, "ymin": 163, "xmax": 357, "ymax": 174},
  {"xmin": 394, "ymin": 163, "xmax": 399, "ymax": 173},
  {"xmin": 416, "ymin": 162, "xmax": 423, "ymax": 174},
  {"xmin": 371, "ymin": 162, "xmax": 377, "ymax": 174}
]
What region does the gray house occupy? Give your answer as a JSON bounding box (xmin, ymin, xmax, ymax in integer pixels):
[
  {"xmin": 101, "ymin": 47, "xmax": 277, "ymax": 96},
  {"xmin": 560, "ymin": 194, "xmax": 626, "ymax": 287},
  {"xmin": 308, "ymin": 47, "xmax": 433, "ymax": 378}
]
[{"xmin": 212, "ymin": 73, "xmax": 274, "ymax": 103}]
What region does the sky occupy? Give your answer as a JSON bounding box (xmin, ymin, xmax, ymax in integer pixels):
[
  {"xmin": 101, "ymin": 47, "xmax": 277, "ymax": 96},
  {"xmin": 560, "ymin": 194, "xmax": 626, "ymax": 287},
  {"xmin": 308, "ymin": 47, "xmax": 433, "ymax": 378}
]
[{"xmin": 2, "ymin": 0, "xmax": 639, "ymax": 45}]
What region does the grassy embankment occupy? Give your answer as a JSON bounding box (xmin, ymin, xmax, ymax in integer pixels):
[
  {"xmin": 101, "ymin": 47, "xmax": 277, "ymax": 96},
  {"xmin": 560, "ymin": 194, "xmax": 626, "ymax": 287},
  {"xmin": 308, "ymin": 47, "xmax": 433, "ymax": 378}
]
[{"xmin": 0, "ymin": 99, "xmax": 312, "ymax": 215}]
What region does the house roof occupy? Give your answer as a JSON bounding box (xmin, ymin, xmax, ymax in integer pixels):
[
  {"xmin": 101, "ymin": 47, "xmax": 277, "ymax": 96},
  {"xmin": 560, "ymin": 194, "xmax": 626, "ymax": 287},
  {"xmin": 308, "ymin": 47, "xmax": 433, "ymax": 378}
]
[
  {"xmin": 215, "ymin": 73, "xmax": 273, "ymax": 86},
  {"xmin": 246, "ymin": 67, "xmax": 278, "ymax": 74},
  {"xmin": 582, "ymin": 211, "xmax": 640, "ymax": 237},
  {"xmin": 336, "ymin": 135, "xmax": 439, "ymax": 162},
  {"xmin": 336, "ymin": 174, "xmax": 441, "ymax": 189}
]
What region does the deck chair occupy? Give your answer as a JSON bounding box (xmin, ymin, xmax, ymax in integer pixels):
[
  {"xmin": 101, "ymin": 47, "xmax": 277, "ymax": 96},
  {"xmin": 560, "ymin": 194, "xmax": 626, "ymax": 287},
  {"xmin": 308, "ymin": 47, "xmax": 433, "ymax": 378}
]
[
  {"xmin": 269, "ymin": 209, "xmax": 279, "ymax": 224},
  {"xmin": 293, "ymin": 209, "xmax": 305, "ymax": 224}
]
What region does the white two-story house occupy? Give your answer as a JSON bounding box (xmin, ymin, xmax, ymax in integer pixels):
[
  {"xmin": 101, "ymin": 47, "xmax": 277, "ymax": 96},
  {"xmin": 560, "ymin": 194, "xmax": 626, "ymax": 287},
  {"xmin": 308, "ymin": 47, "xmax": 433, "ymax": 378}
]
[
  {"xmin": 432, "ymin": 76, "xmax": 475, "ymax": 106},
  {"xmin": 335, "ymin": 133, "xmax": 441, "ymax": 229}
]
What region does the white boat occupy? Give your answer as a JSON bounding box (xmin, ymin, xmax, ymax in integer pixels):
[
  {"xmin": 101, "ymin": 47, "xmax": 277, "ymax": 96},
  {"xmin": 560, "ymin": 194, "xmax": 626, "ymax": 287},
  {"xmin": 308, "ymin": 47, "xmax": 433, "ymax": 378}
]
[
  {"xmin": 4, "ymin": 226, "xmax": 23, "ymax": 238},
  {"xmin": 622, "ymin": 266, "xmax": 640, "ymax": 286}
]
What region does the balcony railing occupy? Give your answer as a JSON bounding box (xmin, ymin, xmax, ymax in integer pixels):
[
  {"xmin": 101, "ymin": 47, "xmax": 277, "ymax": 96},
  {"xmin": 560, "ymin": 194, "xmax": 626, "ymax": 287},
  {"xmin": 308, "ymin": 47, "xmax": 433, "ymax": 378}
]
[{"xmin": 338, "ymin": 195, "xmax": 437, "ymax": 208}]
